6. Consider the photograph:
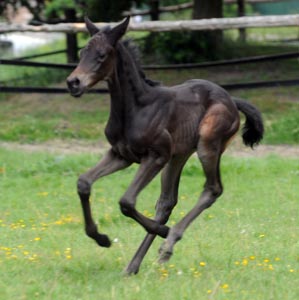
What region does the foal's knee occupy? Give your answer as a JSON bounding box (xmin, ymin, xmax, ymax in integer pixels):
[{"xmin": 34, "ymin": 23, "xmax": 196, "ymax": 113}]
[
  {"xmin": 119, "ymin": 197, "xmax": 135, "ymax": 217},
  {"xmin": 77, "ymin": 175, "xmax": 91, "ymax": 195}
]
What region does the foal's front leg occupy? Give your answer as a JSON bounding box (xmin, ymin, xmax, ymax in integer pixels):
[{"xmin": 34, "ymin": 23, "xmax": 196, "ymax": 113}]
[
  {"xmin": 119, "ymin": 154, "xmax": 170, "ymax": 238},
  {"xmin": 78, "ymin": 149, "xmax": 131, "ymax": 247},
  {"xmin": 124, "ymin": 154, "xmax": 191, "ymax": 275}
]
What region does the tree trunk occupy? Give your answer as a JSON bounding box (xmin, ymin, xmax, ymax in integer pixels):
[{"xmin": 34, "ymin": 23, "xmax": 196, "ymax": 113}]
[
  {"xmin": 237, "ymin": 0, "xmax": 246, "ymax": 42},
  {"xmin": 149, "ymin": 0, "xmax": 160, "ymax": 21},
  {"xmin": 64, "ymin": 8, "xmax": 78, "ymax": 63},
  {"xmin": 192, "ymin": 0, "xmax": 223, "ymax": 59},
  {"xmin": 193, "ymin": 0, "xmax": 223, "ymax": 19}
]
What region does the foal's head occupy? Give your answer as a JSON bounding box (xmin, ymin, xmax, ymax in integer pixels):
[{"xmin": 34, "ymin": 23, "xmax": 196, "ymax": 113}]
[{"xmin": 67, "ymin": 16, "xmax": 130, "ymax": 97}]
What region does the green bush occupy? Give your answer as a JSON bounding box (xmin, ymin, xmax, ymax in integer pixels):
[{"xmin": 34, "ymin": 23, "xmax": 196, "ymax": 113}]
[{"xmin": 142, "ymin": 31, "xmax": 225, "ymax": 63}]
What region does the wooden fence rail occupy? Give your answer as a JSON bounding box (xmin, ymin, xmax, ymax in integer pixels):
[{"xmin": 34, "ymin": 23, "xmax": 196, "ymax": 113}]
[
  {"xmin": 1, "ymin": 15, "xmax": 298, "ymax": 33},
  {"xmin": 2, "ymin": 51, "xmax": 298, "ymax": 70}
]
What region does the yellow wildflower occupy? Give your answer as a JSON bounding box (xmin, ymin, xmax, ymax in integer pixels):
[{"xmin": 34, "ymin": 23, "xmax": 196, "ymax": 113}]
[
  {"xmin": 54, "ymin": 220, "xmax": 64, "ymax": 225},
  {"xmin": 242, "ymin": 258, "xmax": 248, "ymax": 266},
  {"xmin": 37, "ymin": 192, "xmax": 49, "ymax": 197},
  {"xmin": 221, "ymin": 284, "xmax": 229, "ymax": 289},
  {"xmin": 193, "ymin": 271, "xmax": 200, "ymax": 278},
  {"xmin": 159, "ymin": 268, "xmax": 168, "ymax": 278},
  {"xmin": 199, "ymin": 261, "xmax": 206, "ymax": 267}
]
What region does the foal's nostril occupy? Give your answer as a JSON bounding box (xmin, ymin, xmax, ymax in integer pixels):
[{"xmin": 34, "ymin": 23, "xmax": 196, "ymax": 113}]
[
  {"xmin": 73, "ymin": 77, "xmax": 80, "ymax": 87},
  {"xmin": 67, "ymin": 77, "xmax": 80, "ymax": 89}
]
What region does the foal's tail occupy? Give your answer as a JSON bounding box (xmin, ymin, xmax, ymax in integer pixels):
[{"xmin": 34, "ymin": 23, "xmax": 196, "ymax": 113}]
[{"xmin": 233, "ymin": 98, "xmax": 264, "ymax": 148}]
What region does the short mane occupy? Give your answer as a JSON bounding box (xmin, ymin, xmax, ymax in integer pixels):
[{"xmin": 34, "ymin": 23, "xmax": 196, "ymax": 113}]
[{"xmin": 121, "ymin": 39, "xmax": 161, "ymax": 87}]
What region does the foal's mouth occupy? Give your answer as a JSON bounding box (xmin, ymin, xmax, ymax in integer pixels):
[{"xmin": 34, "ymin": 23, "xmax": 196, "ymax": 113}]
[{"xmin": 69, "ymin": 88, "xmax": 85, "ymax": 98}]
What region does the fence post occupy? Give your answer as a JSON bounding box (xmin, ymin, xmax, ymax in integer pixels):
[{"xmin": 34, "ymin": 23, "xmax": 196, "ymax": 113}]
[
  {"xmin": 64, "ymin": 8, "xmax": 78, "ymax": 63},
  {"xmin": 237, "ymin": 0, "xmax": 246, "ymax": 42},
  {"xmin": 149, "ymin": 0, "xmax": 160, "ymax": 20}
]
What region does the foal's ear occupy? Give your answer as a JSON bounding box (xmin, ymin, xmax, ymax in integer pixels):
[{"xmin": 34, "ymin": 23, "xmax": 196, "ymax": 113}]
[
  {"xmin": 84, "ymin": 16, "xmax": 99, "ymax": 36},
  {"xmin": 107, "ymin": 16, "xmax": 130, "ymax": 46}
]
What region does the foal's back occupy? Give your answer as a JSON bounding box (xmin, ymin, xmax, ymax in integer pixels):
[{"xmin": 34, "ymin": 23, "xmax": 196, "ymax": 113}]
[{"xmin": 170, "ymin": 79, "xmax": 236, "ymax": 109}]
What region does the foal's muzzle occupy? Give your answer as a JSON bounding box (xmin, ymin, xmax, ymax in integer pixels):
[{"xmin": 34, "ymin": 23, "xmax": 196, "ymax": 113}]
[{"xmin": 67, "ymin": 76, "xmax": 85, "ymax": 97}]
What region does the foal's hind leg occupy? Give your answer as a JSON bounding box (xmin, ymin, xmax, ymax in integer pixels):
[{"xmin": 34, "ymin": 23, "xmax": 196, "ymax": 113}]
[
  {"xmin": 159, "ymin": 106, "xmax": 239, "ymax": 262},
  {"xmin": 77, "ymin": 149, "xmax": 131, "ymax": 247},
  {"xmin": 159, "ymin": 142, "xmax": 223, "ymax": 262},
  {"xmin": 124, "ymin": 154, "xmax": 191, "ymax": 275}
]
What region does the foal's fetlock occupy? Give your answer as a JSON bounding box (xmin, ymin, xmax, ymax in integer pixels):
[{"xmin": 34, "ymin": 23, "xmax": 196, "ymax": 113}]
[
  {"xmin": 158, "ymin": 229, "xmax": 182, "ymax": 262},
  {"xmin": 152, "ymin": 224, "xmax": 169, "ymax": 238},
  {"xmin": 77, "ymin": 175, "xmax": 91, "ymax": 195},
  {"xmin": 158, "ymin": 241, "xmax": 173, "ymax": 263},
  {"xmin": 145, "ymin": 222, "xmax": 169, "ymax": 238}
]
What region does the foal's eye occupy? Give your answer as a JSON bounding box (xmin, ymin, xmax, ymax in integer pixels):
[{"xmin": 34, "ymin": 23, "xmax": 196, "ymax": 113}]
[{"xmin": 97, "ymin": 54, "xmax": 106, "ymax": 62}]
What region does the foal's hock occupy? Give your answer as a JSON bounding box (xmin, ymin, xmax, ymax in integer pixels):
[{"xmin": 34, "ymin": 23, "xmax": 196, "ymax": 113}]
[{"xmin": 67, "ymin": 16, "xmax": 264, "ymax": 275}]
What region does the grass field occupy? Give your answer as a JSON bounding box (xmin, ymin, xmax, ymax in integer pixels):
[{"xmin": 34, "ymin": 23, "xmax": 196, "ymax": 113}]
[
  {"xmin": 0, "ymin": 147, "xmax": 298, "ymax": 300},
  {"xmin": 1, "ymin": 84, "xmax": 299, "ymax": 144}
]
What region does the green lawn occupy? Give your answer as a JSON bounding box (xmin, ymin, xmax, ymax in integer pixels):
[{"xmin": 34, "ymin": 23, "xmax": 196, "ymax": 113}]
[
  {"xmin": 1, "ymin": 84, "xmax": 299, "ymax": 144},
  {"xmin": 0, "ymin": 148, "xmax": 298, "ymax": 300}
]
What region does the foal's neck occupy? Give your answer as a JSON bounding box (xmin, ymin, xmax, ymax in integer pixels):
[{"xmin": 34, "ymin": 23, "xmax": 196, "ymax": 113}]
[
  {"xmin": 108, "ymin": 42, "xmax": 148, "ymax": 105},
  {"xmin": 105, "ymin": 42, "xmax": 150, "ymax": 144}
]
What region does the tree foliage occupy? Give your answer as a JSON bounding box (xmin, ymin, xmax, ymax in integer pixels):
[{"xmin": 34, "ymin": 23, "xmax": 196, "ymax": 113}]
[
  {"xmin": 143, "ymin": 0, "xmax": 225, "ymax": 62},
  {"xmin": 0, "ymin": 1, "xmax": 232, "ymax": 62},
  {"xmin": 0, "ymin": 0, "xmax": 137, "ymax": 23}
]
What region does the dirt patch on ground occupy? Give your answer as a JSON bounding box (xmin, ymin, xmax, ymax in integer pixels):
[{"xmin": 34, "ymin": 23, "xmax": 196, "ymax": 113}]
[
  {"xmin": 0, "ymin": 140, "xmax": 107, "ymax": 155},
  {"xmin": 1, "ymin": 138, "xmax": 299, "ymax": 158},
  {"xmin": 227, "ymin": 142, "xmax": 299, "ymax": 158}
]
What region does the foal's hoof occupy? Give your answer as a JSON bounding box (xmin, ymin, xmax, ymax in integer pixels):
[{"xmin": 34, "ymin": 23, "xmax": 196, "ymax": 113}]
[
  {"xmin": 158, "ymin": 241, "xmax": 173, "ymax": 264},
  {"xmin": 94, "ymin": 233, "xmax": 111, "ymax": 248},
  {"xmin": 123, "ymin": 264, "xmax": 139, "ymax": 276}
]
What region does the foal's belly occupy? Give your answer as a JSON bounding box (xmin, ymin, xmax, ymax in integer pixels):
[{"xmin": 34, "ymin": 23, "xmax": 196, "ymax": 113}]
[{"xmin": 112, "ymin": 141, "xmax": 146, "ymax": 163}]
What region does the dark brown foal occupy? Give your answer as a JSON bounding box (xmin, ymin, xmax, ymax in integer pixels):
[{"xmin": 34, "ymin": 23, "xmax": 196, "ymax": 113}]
[{"xmin": 66, "ymin": 16, "xmax": 264, "ymax": 274}]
